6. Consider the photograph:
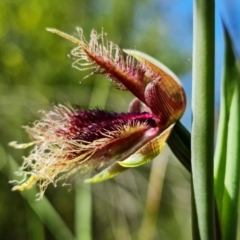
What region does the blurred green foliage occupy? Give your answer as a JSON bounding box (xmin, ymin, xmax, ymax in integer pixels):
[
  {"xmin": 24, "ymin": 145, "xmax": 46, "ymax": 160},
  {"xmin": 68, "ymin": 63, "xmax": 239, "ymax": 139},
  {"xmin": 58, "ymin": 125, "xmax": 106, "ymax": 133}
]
[{"xmin": 0, "ymin": 1, "xmax": 191, "ymax": 239}]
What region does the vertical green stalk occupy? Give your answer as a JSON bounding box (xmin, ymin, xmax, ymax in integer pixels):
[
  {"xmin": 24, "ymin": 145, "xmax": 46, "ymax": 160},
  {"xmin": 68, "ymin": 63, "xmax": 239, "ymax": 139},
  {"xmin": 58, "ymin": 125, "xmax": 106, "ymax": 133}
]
[
  {"xmin": 214, "ymin": 41, "xmax": 231, "ymax": 216},
  {"xmin": 214, "ymin": 26, "xmax": 237, "ymax": 219},
  {"xmin": 214, "ymin": 26, "xmax": 240, "ymax": 239},
  {"xmin": 221, "ymin": 73, "xmax": 240, "ymax": 239},
  {"xmin": 192, "ymin": 0, "xmax": 215, "ymax": 239}
]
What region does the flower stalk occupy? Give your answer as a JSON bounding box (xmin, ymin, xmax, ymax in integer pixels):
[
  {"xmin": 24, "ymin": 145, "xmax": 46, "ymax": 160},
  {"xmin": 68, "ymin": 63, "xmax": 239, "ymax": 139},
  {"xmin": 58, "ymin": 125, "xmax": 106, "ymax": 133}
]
[{"xmin": 192, "ymin": 0, "xmax": 215, "ymax": 239}]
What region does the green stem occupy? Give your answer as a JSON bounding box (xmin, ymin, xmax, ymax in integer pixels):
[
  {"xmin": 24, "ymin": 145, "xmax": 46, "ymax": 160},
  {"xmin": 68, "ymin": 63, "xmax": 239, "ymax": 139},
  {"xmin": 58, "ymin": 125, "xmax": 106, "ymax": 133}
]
[
  {"xmin": 214, "ymin": 24, "xmax": 237, "ymax": 222},
  {"xmin": 213, "ymin": 23, "xmax": 240, "ymax": 240},
  {"xmin": 167, "ymin": 121, "xmax": 191, "ymax": 172},
  {"xmin": 168, "ymin": 122, "xmax": 222, "ymax": 239},
  {"xmin": 219, "ymin": 27, "xmax": 240, "ymax": 238},
  {"xmin": 221, "ymin": 76, "xmax": 240, "ymax": 239},
  {"xmin": 191, "ymin": 0, "xmax": 215, "ymax": 239}
]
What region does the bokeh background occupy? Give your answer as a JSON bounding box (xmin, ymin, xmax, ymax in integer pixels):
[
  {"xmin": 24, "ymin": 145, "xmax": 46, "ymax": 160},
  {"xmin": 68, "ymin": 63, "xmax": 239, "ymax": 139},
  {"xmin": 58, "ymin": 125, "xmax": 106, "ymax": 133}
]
[{"xmin": 0, "ymin": 0, "xmax": 239, "ymax": 239}]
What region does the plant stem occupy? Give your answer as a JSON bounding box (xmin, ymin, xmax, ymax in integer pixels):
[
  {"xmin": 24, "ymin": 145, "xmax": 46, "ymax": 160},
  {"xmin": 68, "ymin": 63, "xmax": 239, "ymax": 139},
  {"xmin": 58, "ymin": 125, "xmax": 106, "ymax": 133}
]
[
  {"xmin": 191, "ymin": 0, "xmax": 215, "ymax": 239},
  {"xmin": 221, "ymin": 71, "xmax": 240, "ymax": 239},
  {"xmin": 219, "ymin": 26, "xmax": 240, "ymax": 239},
  {"xmin": 214, "ymin": 24, "xmax": 237, "ymax": 222},
  {"xmin": 167, "ymin": 121, "xmax": 191, "ymax": 172}
]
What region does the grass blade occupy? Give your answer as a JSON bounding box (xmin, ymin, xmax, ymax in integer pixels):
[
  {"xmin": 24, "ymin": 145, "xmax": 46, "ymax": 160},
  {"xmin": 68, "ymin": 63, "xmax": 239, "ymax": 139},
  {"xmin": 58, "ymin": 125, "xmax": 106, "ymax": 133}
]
[
  {"xmin": 221, "ymin": 74, "xmax": 240, "ymax": 239},
  {"xmin": 214, "ymin": 24, "xmax": 238, "ymax": 218},
  {"xmin": 216, "ymin": 24, "xmax": 240, "ymax": 240}
]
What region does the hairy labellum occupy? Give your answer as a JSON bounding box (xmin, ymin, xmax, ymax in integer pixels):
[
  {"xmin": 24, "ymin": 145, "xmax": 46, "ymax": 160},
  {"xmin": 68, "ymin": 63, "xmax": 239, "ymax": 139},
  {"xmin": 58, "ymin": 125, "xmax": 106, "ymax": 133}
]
[{"xmin": 10, "ymin": 105, "xmax": 161, "ymax": 198}]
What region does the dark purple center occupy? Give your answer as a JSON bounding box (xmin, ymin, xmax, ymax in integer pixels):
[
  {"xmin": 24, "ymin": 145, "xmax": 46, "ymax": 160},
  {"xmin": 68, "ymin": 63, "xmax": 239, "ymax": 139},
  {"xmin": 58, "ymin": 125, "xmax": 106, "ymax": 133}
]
[{"xmin": 67, "ymin": 109, "xmax": 156, "ymax": 142}]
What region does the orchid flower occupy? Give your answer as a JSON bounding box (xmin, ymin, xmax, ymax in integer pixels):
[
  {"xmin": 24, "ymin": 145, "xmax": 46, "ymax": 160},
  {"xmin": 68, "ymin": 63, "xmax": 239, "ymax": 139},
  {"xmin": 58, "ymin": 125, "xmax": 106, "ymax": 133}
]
[{"xmin": 10, "ymin": 28, "xmax": 186, "ymax": 198}]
